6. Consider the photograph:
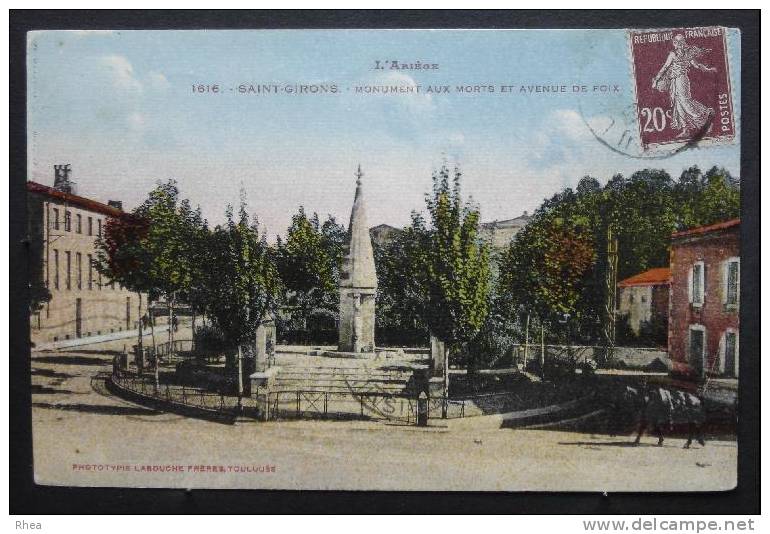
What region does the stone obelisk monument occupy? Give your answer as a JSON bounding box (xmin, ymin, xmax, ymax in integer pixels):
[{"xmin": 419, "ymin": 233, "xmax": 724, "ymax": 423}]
[{"xmin": 338, "ymin": 165, "xmax": 377, "ymax": 353}]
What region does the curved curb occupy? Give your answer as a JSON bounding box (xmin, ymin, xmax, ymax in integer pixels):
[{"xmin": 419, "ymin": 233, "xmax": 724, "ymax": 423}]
[
  {"xmin": 523, "ymin": 408, "xmax": 607, "ymax": 429},
  {"xmin": 448, "ymin": 394, "xmax": 596, "ymax": 430},
  {"xmin": 106, "ymin": 375, "xmax": 240, "ymax": 425}
]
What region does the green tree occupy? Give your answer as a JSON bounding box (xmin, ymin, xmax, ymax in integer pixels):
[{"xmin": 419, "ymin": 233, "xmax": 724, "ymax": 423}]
[
  {"xmin": 204, "ymin": 201, "xmax": 282, "ymax": 360},
  {"xmin": 602, "ymin": 169, "xmax": 678, "ymax": 280},
  {"xmin": 131, "ymin": 181, "xmax": 202, "ymax": 349},
  {"xmin": 496, "ymin": 165, "xmax": 739, "ymax": 346},
  {"xmin": 699, "ymin": 167, "xmax": 740, "ymax": 223},
  {"xmin": 95, "ymin": 180, "xmax": 208, "ymax": 354},
  {"xmin": 498, "ymin": 214, "xmax": 596, "ymax": 332},
  {"xmin": 176, "ymin": 199, "xmax": 210, "ymax": 334},
  {"xmin": 321, "ymin": 215, "xmax": 346, "ymax": 281},
  {"xmin": 414, "ymin": 164, "xmax": 491, "ymax": 402},
  {"xmin": 94, "ymin": 211, "xmax": 153, "ymax": 353},
  {"xmin": 276, "ymin": 207, "xmax": 344, "ymax": 335},
  {"xmin": 497, "ymin": 176, "xmax": 603, "ymax": 342},
  {"xmin": 201, "ymin": 200, "xmax": 281, "ymax": 405},
  {"xmin": 373, "ymin": 217, "xmax": 431, "ymax": 345}
]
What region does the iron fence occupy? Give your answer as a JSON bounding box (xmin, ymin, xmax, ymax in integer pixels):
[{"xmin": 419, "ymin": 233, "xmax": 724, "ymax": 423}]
[
  {"xmin": 154, "ymin": 339, "xmax": 196, "ymax": 357},
  {"xmin": 110, "ymin": 364, "xmax": 250, "ymax": 418},
  {"xmin": 265, "ymin": 389, "xmax": 416, "ymax": 423},
  {"xmin": 110, "ymin": 356, "xmax": 484, "ymax": 424},
  {"xmin": 133, "ymin": 339, "xmax": 228, "ymax": 367},
  {"xmin": 263, "ymin": 389, "xmax": 466, "ymax": 423}
]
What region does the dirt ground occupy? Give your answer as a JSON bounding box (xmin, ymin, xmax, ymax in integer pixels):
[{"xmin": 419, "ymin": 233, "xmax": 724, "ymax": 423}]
[{"xmin": 30, "ymin": 334, "xmax": 737, "ymax": 492}]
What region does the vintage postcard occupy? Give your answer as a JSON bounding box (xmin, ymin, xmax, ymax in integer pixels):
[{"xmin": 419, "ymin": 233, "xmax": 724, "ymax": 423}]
[{"xmin": 26, "ymin": 27, "xmax": 741, "ymax": 492}]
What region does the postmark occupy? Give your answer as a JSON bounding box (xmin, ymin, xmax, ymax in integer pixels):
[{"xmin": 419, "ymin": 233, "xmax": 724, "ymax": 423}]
[{"xmin": 627, "ymin": 26, "xmax": 735, "ymax": 152}]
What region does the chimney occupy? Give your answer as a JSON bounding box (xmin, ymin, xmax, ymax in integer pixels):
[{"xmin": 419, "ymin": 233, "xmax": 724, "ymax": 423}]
[
  {"xmin": 53, "ymin": 164, "xmax": 76, "ymax": 194},
  {"xmin": 523, "ymin": 210, "xmax": 529, "ymax": 217},
  {"xmin": 107, "ymin": 200, "xmax": 123, "ymax": 211}
]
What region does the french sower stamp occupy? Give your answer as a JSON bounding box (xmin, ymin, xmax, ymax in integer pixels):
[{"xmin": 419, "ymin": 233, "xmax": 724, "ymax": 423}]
[{"xmin": 628, "ymin": 27, "xmax": 735, "ymax": 150}]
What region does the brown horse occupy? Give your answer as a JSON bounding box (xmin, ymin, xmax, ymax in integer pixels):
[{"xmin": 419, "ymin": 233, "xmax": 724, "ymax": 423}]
[{"xmin": 620, "ymin": 385, "xmax": 706, "ymax": 448}]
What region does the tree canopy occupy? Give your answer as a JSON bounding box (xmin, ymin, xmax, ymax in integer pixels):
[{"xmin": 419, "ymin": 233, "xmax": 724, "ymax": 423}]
[
  {"xmin": 413, "ymin": 164, "xmax": 491, "ymax": 347},
  {"xmin": 275, "ymin": 207, "xmax": 345, "ymax": 331},
  {"xmin": 496, "ymin": 165, "xmax": 740, "ymax": 344},
  {"xmin": 203, "ymin": 201, "xmax": 282, "ymax": 347}
]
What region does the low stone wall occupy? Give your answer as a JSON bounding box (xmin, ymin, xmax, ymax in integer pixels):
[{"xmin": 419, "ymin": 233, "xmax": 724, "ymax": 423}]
[
  {"xmin": 612, "ymin": 346, "xmax": 670, "ymax": 369},
  {"xmin": 510, "ymin": 344, "xmax": 669, "ymax": 370},
  {"xmin": 34, "ymin": 324, "xmax": 174, "ymax": 351}
]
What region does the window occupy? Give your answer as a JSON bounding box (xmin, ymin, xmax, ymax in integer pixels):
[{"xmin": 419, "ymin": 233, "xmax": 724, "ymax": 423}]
[
  {"xmin": 98, "ymin": 271, "xmax": 102, "ymax": 290},
  {"xmin": 64, "ymin": 211, "xmax": 72, "ymax": 232},
  {"xmin": 641, "ymin": 294, "xmax": 648, "ymax": 303},
  {"xmin": 87, "ymin": 254, "xmax": 93, "ymax": 290},
  {"xmin": 76, "ymin": 253, "xmax": 82, "ymax": 289},
  {"xmin": 722, "ymin": 330, "xmax": 738, "ymax": 377},
  {"xmin": 689, "ymin": 326, "xmax": 706, "ymax": 376},
  {"xmin": 52, "ymin": 208, "xmax": 60, "ymax": 230},
  {"xmin": 88, "ymin": 216, "xmax": 93, "ymax": 236},
  {"xmin": 76, "ymin": 214, "xmax": 82, "ymax": 234},
  {"xmin": 724, "ymin": 258, "xmax": 739, "ymax": 307},
  {"xmin": 97, "ymin": 219, "xmax": 102, "ymax": 237},
  {"xmin": 629, "ymin": 293, "xmax": 635, "ymax": 304},
  {"xmin": 53, "ymin": 249, "xmax": 59, "ymax": 290},
  {"xmin": 65, "ymin": 251, "xmax": 71, "ymax": 290},
  {"xmin": 690, "ymin": 262, "xmax": 705, "ymax": 306}
]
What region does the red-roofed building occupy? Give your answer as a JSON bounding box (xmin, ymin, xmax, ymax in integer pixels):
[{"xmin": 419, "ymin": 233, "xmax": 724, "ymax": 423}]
[
  {"xmin": 27, "ymin": 166, "xmax": 147, "ymax": 347},
  {"xmin": 668, "ymin": 219, "xmax": 740, "ymax": 378},
  {"xmin": 617, "ymin": 267, "xmax": 671, "ymax": 336}
]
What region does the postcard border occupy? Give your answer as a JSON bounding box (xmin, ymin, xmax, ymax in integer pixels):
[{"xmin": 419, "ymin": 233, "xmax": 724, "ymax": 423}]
[{"xmin": 10, "ymin": 8, "xmax": 760, "ymax": 515}]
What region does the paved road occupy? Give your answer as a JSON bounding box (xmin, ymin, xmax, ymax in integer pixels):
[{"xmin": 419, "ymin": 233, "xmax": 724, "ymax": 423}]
[{"xmin": 31, "ymin": 337, "xmax": 737, "ymax": 492}]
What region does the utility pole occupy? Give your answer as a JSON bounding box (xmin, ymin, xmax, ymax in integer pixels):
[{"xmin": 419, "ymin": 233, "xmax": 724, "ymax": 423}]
[
  {"xmin": 442, "ymin": 344, "xmax": 449, "ymax": 419},
  {"xmin": 237, "ymin": 344, "xmax": 244, "ymax": 413},
  {"xmin": 137, "ymin": 293, "xmax": 143, "ymax": 371},
  {"xmin": 154, "ymin": 348, "xmax": 159, "ymax": 394},
  {"xmin": 523, "ymin": 313, "xmax": 530, "ymax": 370},
  {"xmin": 540, "ymin": 322, "xmax": 545, "ymax": 379},
  {"xmin": 604, "ymin": 225, "xmax": 619, "ymax": 364}
]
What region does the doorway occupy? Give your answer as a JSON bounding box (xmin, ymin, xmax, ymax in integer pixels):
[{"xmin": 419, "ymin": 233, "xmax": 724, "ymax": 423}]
[
  {"xmin": 75, "ymin": 298, "xmax": 82, "ymax": 338},
  {"xmin": 724, "ymin": 331, "xmax": 737, "ymax": 377},
  {"xmin": 689, "ymin": 326, "xmax": 705, "ymax": 377}
]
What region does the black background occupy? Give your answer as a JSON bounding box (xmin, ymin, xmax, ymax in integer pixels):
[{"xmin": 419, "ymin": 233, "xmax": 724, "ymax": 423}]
[{"xmin": 9, "ymin": 9, "xmax": 760, "ymax": 515}]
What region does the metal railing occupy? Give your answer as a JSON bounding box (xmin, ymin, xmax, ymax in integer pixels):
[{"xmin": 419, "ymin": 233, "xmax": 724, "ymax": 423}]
[
  {"xmin": 264, "ymin": 389, "xmax": 415, "ymax": 423},
  {"xmin": 109, "ymin": 354, "xmax": 477, "ymax": 424},
  {"xmin": 263, "ymin": 389, "xmax": 467, "ymax": 423},
  {"xmin": 134, "ymin": 339, "xmax": 227, "ymax": 367},
  {"xmin": 110, "ymin": 361, "xmax": 249, "ymax": 418},
  {"xmin": 154, "ymin": 339, "xmax": 195, "ymax": 357}
]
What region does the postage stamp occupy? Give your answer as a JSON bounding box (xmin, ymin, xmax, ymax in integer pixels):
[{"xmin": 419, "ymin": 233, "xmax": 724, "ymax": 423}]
[{"xmin": 628, "ymin": 27, "xmax": 735, "ymax": 151}]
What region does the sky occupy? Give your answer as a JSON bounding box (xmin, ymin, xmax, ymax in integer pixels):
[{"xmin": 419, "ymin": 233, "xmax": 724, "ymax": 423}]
[{"xmin": 27, "ymin": 29, "xmax": 741, "ymax": 237}]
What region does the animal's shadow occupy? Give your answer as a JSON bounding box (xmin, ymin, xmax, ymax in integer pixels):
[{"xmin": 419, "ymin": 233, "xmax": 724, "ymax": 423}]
[{"xmin": 558, "ymin": 439, "xmax": 682, "ymax": 448}]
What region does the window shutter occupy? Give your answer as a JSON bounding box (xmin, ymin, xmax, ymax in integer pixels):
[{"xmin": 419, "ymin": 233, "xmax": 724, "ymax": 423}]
[{"xmin": 721, "ymin": 261, "xmax": 728, "ymax": 304}]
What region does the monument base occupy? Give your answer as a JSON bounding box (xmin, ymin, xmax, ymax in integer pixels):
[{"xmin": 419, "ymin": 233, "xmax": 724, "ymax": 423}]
[
  {"xmin": 310, "ymin": 348, "xmax": 406, "ymax": 360},
  {"xmin": 249, "ymin": 366, "xmax": 281, "ymax": 391},
  {"xmin": 428, "ymin": 377, "xmax": 446, "ymax": 398}
]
